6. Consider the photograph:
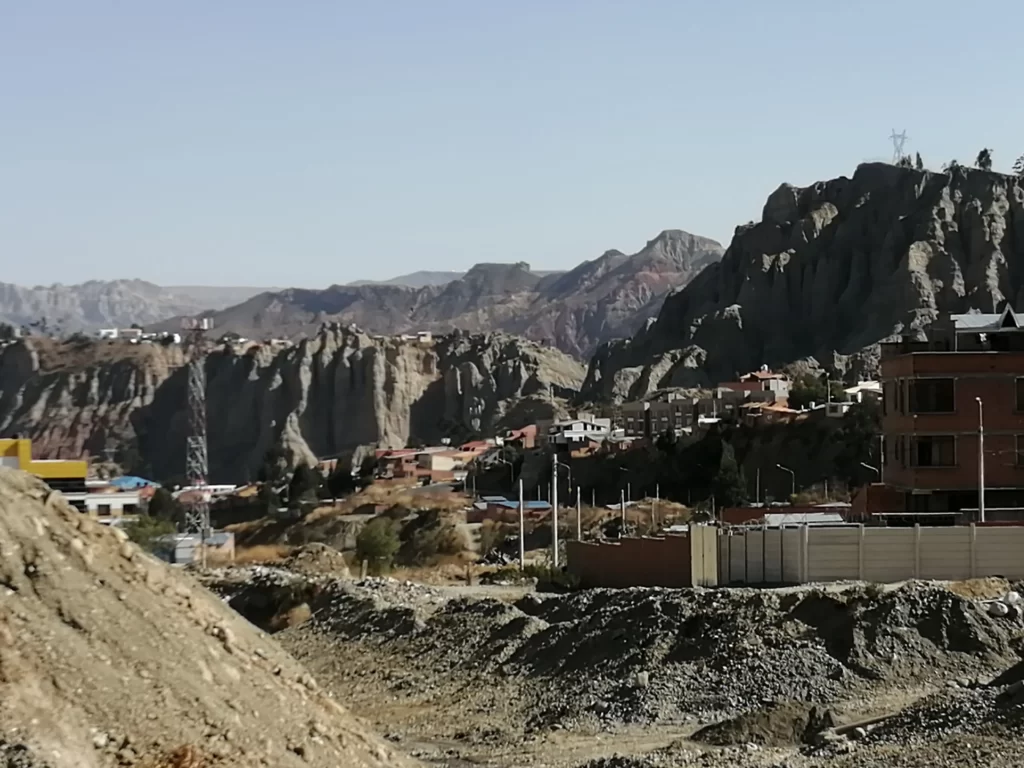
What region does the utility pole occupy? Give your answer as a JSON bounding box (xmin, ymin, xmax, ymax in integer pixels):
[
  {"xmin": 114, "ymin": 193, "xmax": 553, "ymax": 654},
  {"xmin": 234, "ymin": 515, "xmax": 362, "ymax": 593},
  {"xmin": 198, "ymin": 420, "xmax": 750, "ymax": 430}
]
[
  {"xmin": 620, "ymin": 489, "xmax": 626, "ymax": 527},
  {"xmin": 551, "ymin": 453, "xmax": 559, "ymax": 568},
  {"xmin": 654, "ymin": 483, "xmax": 659, "ymax": 530},
  {"xmin": 576, "ymin": 486, "xmax": 582, "ymax": 540},
  {"xmin": 977, "ymin": 397, "xmax": 986, "ymax": 523},
  {"xmin": 518, "ymin": 479, "xmax": 525, "ymax": 570},
  {"xmin": 756, "ymin": 468, "xmax": 761, "ymax": 505}
]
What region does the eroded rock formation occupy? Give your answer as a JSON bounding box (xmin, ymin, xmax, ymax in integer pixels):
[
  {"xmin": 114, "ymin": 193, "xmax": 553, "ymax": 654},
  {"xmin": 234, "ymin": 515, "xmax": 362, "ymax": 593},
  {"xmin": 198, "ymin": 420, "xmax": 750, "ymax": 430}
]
[{"xmin": 584, "ymin": 163, "xmax": 1024, "ymax": 401}]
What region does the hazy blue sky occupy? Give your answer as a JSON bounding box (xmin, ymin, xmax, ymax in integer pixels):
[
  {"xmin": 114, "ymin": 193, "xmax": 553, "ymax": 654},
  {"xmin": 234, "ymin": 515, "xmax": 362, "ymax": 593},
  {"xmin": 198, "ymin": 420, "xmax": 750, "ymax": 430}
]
[{"xmin": 4, "ymin": 1, "xmax": 1024, "ymax": 288}]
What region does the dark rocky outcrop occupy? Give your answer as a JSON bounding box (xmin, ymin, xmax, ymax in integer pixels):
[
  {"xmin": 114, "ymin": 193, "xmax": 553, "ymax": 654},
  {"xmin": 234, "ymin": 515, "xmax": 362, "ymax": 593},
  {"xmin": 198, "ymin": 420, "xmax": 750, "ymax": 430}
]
[
  {"xmin": 583, "ymin": 163, "xmax": 1024, "ymax": 401},
  {"xmin": 0, "ymin": 326, "xmax": 584, "ymax": 482}
]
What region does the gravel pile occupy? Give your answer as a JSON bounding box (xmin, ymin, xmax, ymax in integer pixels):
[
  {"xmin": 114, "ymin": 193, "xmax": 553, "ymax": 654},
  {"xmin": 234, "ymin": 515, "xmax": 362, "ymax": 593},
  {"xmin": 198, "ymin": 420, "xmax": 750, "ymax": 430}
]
[{"xmin": 238, "ymin": 573, "xmax": 1020, "ymax": 735}]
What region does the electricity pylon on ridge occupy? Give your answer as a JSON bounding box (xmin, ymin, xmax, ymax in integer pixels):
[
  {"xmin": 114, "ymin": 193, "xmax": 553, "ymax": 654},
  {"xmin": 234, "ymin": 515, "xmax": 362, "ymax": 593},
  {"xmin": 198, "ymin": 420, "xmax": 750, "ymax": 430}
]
[
  {"xmin": 890, "ymin": 129, "xmax": 909, "ymax": 164},
  {"xmin": 181, "ymin": 317, "xmax": 213, "ymax": 536}
]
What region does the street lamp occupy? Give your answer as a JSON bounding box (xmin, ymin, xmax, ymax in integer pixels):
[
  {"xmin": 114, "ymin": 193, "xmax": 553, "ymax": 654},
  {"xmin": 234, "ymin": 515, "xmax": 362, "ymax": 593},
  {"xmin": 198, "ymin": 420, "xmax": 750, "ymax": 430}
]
[
  {"xmin": 776, "ymin": 463, "xmax": 796, "ymax": 498},
  {"xmin": 860, "ymin": 462, "xmax": 880, "ymax": 478},
  {"xmin": 977, "ymin": 396, "xmax": 985, "ymax": 524}
]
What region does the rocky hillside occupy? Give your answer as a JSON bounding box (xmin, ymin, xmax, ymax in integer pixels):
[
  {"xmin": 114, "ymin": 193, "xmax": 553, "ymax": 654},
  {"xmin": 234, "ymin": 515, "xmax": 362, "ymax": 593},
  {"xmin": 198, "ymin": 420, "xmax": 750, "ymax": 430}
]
[
  {"xmin": 164, "ymin": 230, "xmax": 724, "ymax": 358},
  {"xmin": 0, "ymin": 279, "xmax": 269, "ymax": 333},
  {"xmin": 584, "ymin": 163, "xmax": 1024, "ymax": 401},
  {"xmin": 0, "ymin": 326, "xmax": 584, "ymax": 481},
  {"xmin": 0, "ymin": 467, "xmax": 414, "ymax": 767}
]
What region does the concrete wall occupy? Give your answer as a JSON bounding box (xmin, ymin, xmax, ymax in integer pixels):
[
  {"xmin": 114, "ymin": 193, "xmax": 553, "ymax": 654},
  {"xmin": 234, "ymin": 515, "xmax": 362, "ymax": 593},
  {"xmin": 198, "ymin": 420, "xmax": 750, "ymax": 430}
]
[
  {"xmin": 567, "ymin": 527, "xmax": 718, "ymax": 588},
  {"xmin": 720, "ymin": 525, "xmax": 1024, "ymax": 584}
]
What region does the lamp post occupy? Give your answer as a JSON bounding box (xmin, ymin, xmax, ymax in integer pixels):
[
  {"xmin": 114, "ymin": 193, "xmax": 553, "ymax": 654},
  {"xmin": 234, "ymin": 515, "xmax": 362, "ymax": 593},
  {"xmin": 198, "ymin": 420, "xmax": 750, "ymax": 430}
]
[
  {"xmin": 551, "ymin": 458, "xmax": 572, "ymax": 568},
  {"xmin": 977, "ymin": 396, "xmax": 985, "ymax": 524},
  {"xmin": 860, "ymin": 462, "xmax": 880, "ymax": 478},
  {"xmin": 776, "ymin": 463, "xmax": 795, "ymax": 499}
]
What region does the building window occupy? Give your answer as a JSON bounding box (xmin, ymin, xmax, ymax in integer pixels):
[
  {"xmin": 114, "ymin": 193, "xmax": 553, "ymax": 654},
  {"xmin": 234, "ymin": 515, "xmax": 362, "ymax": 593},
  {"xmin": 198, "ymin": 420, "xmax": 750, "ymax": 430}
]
[
  {"xmin": 123, "ymin": 504, "xmax": 137, "ymax": 515},
  {"xmin": 911, "ymin": 435, "xmax": 956, "ymax": 467},
  {"xmin": 1016, "ymin": 379, "xmax": 1024, "ymax": 411},
  {"xmin": 909, "ymin": 378, "xmax": 955, "ymax": 413},
  {"xmin": 96, "ymin": 504, "xmax": 111, "ymax": 516},
  {"xmin": 896, "ymin": 380, "xmax": 904, "ymax": 414}
]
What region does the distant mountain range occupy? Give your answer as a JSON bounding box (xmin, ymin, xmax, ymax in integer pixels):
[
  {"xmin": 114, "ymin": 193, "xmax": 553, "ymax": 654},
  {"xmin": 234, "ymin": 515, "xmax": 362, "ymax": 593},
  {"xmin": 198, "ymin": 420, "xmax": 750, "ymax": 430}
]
[
  {"xmin": 162, "ymin": 229, "xmax": 724, "ymax": 358},
  {"xmin": 0, "ymin": 280, "xmax": 272, "ymax": 333}
]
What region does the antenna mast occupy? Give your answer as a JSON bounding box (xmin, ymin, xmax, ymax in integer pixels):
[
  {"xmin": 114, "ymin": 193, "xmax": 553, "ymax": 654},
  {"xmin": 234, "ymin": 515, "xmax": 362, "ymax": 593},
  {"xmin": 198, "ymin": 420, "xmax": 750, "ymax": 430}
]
[
  {"xmin": 889, "ymin": 129, "xmax": 909, "ymax": 164},
  {"xmin": 181, "ymin": 317, "xmax": 213, "ymax": 537}
]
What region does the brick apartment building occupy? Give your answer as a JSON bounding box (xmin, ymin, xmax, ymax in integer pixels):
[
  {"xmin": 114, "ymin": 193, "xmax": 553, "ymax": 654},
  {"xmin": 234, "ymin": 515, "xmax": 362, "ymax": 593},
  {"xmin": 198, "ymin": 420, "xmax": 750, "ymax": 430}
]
[{"xmin": 879, "ymin": 307, "xmax": 1024, "ymax": 523}]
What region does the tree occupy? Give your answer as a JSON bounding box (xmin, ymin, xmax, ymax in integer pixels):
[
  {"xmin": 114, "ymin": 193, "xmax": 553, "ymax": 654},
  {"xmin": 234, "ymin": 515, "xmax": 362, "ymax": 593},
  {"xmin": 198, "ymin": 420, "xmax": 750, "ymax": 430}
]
[
  {"xmin": 356, "ymin": 517, "xmax": 401, "ymax": 574},
  {"xmin": 146, "ymin": 487, "xmax": 183, "ymax": 526},
  {"xmin": 124, "ymin": 515, "xmax": 176, "ymax": 554},
  {"xmin": 976, "ymin": 148, "xmax": 993, "ymax": 171},
  {"xmin": 915, "ymin": 152, "xmax": 924, "ymax": 170},
  {"xmin": 942, "ymin": 159, "xmax": 962, "ymax": 173},
  {"xmin": 257, "ymin": 483, "xmax": 280, "ymax": 515},
  {"xmin": 288, "ymin": 463, "xmax": 322, "ymax": 506},
  {"xmin": 1014, "ymin": 155, "xmax": 1024, "ymax": 178},
  {"xmin": 325, "ymin": 462, "xmax": 356, "ymax": 501},
  {"xmin": 896, "ymin": 155, "xmax": 913, "ymax": 168},
  {"xmin": 712, "ymin": 443, "xmax": 747, "ymax": 508},
  {"xmin": 788, "ymin": 373, "xmax": 828, "ymax": 410}
]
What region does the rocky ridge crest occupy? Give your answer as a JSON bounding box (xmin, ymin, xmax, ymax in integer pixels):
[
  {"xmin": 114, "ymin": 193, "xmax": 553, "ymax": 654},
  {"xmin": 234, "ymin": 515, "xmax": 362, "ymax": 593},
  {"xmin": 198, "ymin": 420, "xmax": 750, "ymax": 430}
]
[
  {"xmin": 0, "ymin": 325, "xmax": 584, "ymax": 481},
  {"xmin": 584, "ymin": 163, "xmax": 1024, "ymax": 401}
]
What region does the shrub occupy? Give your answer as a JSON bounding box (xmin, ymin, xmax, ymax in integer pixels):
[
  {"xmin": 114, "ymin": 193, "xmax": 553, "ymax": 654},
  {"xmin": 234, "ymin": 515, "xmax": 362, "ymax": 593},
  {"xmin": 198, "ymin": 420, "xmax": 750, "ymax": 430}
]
[
  {"xmin": 124, "ymin": 515, "xmax": 176, "ymax": 554},
  {"xmin": 400, "ymin": 518, "xmax": 466, "ymax": 565},
  {"xmin": 356, "ymin": 517, "xmax": 401, "ymax": 574},
  {"xmin": 479, "ymin": 520, "xmax": 512, "ymax": 556}
]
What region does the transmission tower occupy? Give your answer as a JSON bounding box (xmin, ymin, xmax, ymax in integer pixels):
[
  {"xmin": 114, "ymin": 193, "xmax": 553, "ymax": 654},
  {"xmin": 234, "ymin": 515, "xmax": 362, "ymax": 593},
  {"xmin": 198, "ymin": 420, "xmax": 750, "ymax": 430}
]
[
  {"xmin": 890, "ymin": 129, "xmax": 909, "ymax": 164},
  {"xmin": 181, "ymin": 317, "xmax": 213, "ymax": 536}
]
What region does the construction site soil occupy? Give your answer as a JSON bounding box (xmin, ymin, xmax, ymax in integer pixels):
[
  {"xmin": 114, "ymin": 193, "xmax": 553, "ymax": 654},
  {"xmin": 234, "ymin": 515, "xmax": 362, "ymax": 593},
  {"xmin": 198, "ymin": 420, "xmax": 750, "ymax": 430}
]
[
  {"xmin": 5, "ymin": 458, "xmax": 1024, "ymax": 768},
  {"xmin": 0, "ymin": 467, "xmax": 414, "ymax": 768},
  {"xmin": 198, "ymin": 563, "xmax": 1024, "ymax": 767}
]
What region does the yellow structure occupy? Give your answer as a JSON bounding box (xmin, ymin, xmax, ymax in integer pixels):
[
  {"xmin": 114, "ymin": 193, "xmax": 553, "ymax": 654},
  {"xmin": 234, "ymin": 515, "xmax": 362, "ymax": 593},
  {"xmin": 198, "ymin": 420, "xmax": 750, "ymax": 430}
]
[{"xmin": 0, "ymin": 438, "xmax": 87, "ymax": 489}]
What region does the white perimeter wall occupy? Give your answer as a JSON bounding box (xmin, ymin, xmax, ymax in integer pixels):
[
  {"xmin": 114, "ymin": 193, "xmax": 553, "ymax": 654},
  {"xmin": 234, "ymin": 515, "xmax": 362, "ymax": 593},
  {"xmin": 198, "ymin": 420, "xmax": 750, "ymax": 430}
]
[{"xmin": 720, "ymin": 525, "xmax": 1024, "ymax": 584}]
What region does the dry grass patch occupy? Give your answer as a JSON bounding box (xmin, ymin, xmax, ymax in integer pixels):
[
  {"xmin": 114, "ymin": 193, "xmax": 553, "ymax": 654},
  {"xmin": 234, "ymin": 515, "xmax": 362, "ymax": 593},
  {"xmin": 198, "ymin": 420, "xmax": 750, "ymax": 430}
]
[{"xmin": 233, "ymin": 544, "xmax": 294, "ymax": 564}]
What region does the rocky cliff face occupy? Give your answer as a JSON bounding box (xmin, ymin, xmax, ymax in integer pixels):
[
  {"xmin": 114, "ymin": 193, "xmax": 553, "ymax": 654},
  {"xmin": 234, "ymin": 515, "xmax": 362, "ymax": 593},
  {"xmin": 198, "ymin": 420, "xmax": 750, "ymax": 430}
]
[
  {"xmin": 0, "ymin": 326, "xmax": 584, "ymax": 481},
  {"xmin": 583, "ymin": 163, "xmax": 1024, "ymax": 401},
  {"xmin": 164, "ymin": 230, "xmax": 724, "ymax": 359}
]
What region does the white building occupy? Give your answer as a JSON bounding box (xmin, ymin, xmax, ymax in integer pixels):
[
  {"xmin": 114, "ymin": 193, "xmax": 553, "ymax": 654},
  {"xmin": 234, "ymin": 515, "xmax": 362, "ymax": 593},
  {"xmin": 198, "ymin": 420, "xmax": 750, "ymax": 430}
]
[
  {"xmin": 547, "ymin": 415, "xmax": 612, "ymax": 446},
  {"xmin": 62, "ymin": 489, "xmax": 142, "ymax": 518}
]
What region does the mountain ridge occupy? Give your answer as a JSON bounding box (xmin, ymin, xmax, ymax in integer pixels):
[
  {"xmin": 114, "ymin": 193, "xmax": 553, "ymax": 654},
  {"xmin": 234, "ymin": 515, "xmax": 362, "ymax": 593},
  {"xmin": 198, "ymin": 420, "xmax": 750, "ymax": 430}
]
[{"xmin": 165, "ymin": 229, "xmax": 724, "ymax": 358}]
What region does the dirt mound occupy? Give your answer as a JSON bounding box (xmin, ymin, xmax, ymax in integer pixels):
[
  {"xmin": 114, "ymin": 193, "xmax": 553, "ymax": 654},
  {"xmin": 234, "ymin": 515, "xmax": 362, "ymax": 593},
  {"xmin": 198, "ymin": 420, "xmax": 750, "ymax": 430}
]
[
  {"xmin": 255, "ymin": 575, "xmax": 1018, "ymax": 741},
  {"xmin": 693, "ymin": 703, "xmax": 833, "ymax": 747},
  {"xmin": 0, "ymin": 468, "xmax": 414, "ymax": 768},
  {"xmin": 286, "ymin": 543, "xmax": 352, "ymax": 577}
]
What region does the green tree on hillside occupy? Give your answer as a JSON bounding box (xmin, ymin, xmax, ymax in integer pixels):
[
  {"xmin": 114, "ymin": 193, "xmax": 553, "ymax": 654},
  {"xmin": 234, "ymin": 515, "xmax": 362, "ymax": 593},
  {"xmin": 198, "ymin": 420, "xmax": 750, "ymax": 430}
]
[
  {"xmin": 356, "ymin": 517, "xmax": 401, "ymax": 574},
  {"xmin": 288, "ymin": 463, "xmax": 322, "ymax": 507},
  {"xmin": 976, "ymin": 148, "xmax": 993, "ymax": 171},
  {"xmin": 712, "ymin": 443, "xmax": 747, "ymax": 508},
  {"xmin": 915, "ymin": 152, "xmax": 924, "ymax": 170},
  {"xmin": 788, "ymin": 373, "xmax": 828, "ymax": 410},
  {"xmin": 146, "ymin": 487, "xmax": 184, "ymax": 526},
  {"xmin": 1014, "ymin": 155, "xmax": 1024, "ymax": 178}
]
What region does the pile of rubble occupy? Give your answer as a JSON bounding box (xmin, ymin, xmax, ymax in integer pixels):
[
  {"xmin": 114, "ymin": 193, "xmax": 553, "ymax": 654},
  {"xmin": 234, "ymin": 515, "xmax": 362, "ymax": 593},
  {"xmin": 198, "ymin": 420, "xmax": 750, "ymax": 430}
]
[
  {"xmin": 0, "ymin": 468, "xmax": 413, "ymax": 767},
  {"xmin": 254, "ymin": 573, "xmax": 1019, "ymax": 742}
]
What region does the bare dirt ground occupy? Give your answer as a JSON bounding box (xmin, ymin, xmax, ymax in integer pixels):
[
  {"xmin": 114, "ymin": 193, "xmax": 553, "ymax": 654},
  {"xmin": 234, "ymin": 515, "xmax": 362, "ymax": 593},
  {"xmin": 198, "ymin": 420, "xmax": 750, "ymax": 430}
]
[{"xmin": 0, "ymin": 467, "xmax": 416, "ymax": 768}]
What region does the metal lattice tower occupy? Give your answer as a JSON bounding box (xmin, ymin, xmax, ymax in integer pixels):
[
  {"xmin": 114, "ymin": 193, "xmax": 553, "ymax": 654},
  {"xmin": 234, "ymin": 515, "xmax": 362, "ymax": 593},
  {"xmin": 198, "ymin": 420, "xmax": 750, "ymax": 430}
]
[
  {"xmin": 890, "ymin": 129, "xmax": 909, "ymax": 164},
  {"xmin": 182, "ymin": 318, "xmax": 213, "ymax": 535}
]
